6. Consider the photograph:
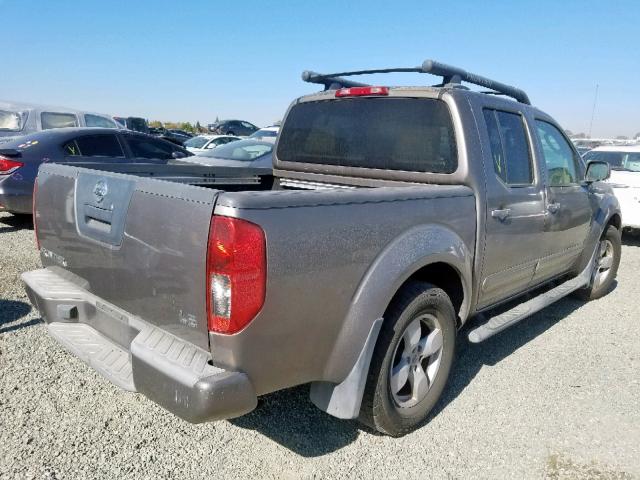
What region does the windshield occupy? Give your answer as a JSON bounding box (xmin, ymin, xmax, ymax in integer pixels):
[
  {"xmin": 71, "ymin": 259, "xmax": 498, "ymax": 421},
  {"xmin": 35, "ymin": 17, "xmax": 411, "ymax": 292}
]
[
  {"xmin": 199, "ymin": 139, "xmax": 273, "ymax": 160},
  {"xmin": 250, "ymin": 129, "xmax": 278, "ymax": 138},
  {"xmin": 0, "ymin": 110, "xmax": 28, "ymax": 132},
  {"xmin": 277, "ymin": 98, "xmax": 457, "ymax": 173},
  {"xmin": 584, "ymin": 151, "xmax": 640, "ymax": 172},
  {"xmin": 184, "ymin": 136, "xmax": 210, "ymax": 148}
]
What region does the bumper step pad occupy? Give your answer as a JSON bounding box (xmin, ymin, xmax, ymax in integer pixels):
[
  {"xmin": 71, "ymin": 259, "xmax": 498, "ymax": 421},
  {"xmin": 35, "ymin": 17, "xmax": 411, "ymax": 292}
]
[{"xmin": 48, "ymin": 323, "xmax": 135, "ymax": 391}]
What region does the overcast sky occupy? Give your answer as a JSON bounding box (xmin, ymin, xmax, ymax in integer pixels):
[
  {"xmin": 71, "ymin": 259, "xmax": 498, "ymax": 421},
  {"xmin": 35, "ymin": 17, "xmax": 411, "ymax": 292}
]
[{"xmin": 2, "ymin": 0, "xmax": 638, "ymax": 137}]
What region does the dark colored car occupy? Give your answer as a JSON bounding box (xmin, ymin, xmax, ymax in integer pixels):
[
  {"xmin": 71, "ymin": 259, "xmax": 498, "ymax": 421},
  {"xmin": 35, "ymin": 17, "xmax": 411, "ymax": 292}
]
[
  {"xmin": 168, "ymin": 129, "xmax": 194, "ymax": 138},
  {"xmin": 0, "ymin": 127, "xmax": 192, "ymax": 214},
  {"xmin": 148, "ymin": 127, "xmax": 189, "ymax": 146},
  {"xmin": 209, "ymin": 120, "xmax": 259, "ymax": 136},
  {"xmin": 114, "ymin": 116, "xmax": 149, "ymax": 133}
]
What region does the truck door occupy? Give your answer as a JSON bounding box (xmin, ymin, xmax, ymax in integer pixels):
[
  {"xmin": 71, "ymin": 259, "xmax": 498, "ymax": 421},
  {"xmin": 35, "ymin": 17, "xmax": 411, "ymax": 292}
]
[
  {"xmin": 477, "ymin": 107, "xmax": 547, "ymax": 308},
  {"xmin": 531, "ymin": 120, "xmax": 591, "ymax": 284}
]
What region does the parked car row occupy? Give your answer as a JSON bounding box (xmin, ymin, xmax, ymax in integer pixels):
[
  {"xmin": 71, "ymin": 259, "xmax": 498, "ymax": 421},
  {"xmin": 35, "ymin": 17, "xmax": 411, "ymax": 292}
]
[
  {"xmin": 0, "ymin": 128, "xmax": 192, "ymax": 214},
  {"xmin": 1, "ymin": 101, "xmax": 120, "ymax": 144}
]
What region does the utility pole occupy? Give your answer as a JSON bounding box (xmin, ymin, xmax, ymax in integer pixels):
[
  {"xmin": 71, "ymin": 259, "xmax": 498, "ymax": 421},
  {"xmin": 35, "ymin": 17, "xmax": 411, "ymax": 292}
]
[{"xmin": 588, "ymin": 84, "xmax": 599, "ymax": 139}]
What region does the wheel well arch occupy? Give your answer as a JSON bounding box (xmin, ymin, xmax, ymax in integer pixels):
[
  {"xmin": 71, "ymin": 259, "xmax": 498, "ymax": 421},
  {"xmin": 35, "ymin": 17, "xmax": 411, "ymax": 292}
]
[
  {"xmin": 608, "ymin": 213, "xmax": 621, "ymax": 230},
  {"xmin": 389, "ymin": 261, "xmax": 466, "ymax": 325}
]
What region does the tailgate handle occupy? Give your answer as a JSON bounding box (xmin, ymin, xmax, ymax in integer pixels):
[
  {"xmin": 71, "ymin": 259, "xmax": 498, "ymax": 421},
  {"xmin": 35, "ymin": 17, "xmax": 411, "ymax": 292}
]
[{"xmin": 84, "ymin": 204, "xmax": 114, "ymax": 232}]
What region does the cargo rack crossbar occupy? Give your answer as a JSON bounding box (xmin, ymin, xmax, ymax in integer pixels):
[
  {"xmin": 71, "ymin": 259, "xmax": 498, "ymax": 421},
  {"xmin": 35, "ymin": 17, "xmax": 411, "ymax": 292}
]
[{"xmin": 302, "ymin": 59, "xmax": 531, "ymax": 105}]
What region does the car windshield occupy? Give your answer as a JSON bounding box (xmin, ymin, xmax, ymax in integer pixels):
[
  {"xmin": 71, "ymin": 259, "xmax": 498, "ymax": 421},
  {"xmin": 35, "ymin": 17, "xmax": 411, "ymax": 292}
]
[
  {"xmin": 250, "ymin": 129, "xmax": 278, "ymax": 138},
  {"xmin": 0, "ymin": 109, "xmax": 28, "ymax": 132},
  {"xmin": 584, "ymin": 151, "xmax": 640, "ymax": 172},
  {"xmin": 184, "ymin": 136, "xmax": 210, "ymax": 148},
  {"xmin": 199, "ymin": 139, "xmax": 273, "ymax": 160}
]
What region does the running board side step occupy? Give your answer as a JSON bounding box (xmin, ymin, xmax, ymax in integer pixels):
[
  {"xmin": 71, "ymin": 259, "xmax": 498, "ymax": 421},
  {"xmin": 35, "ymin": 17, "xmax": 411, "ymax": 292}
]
[{"xmin": 468, "ymin": 254, "xmax": 595, "ymax": 343}]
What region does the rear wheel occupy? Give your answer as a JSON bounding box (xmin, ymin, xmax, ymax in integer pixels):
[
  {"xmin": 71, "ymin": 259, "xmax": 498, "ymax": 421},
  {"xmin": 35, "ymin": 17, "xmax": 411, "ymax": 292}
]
[
  {"xmin": 575, "ymin": 225, "xmax": 621, "ymax": 300},
  {"xmin": 359, "ymin": 282, "xmax": 457, "ymax": 436}
]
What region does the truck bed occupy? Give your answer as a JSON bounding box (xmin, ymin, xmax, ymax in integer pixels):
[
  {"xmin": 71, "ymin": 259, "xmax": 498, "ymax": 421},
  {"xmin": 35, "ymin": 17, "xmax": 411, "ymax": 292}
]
[{"xmin": 26, "ymin": 161, "xmax": 476, "ymax": 421}]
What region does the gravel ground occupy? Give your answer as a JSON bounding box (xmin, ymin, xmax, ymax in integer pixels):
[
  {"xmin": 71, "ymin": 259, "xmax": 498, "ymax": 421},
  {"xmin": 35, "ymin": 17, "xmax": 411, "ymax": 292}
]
[{"xmin": 1, "ymin": 210, "xmax": 639, "ymax": 479}]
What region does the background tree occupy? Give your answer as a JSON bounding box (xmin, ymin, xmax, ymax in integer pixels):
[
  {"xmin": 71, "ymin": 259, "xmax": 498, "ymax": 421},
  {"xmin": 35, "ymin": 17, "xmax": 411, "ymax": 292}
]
[
  {"xmin": 180, "ymin": 122, "xmax": 195, "ymax": 133},
  {"xmin": 149, "ymin": 120, "xmax": 163, "ymax": 128}
]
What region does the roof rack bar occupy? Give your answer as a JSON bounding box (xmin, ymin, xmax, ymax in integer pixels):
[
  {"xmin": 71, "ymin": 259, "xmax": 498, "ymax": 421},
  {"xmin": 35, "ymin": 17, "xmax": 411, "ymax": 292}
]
[
  {"xmin": 301, "ymin": 59, "xmax": 531, "ymax": 105},
  {"xmin": 420, "ymin": 60, "xmax": 530, "ymax": 105},
  {"xmin": 301, "ymin": 70, "xmax": 371, "ymax": 90}
]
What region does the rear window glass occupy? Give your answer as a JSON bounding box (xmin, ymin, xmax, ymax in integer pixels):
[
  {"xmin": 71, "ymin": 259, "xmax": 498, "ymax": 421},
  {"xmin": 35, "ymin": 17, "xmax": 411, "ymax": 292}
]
[
  {"xmin": 184, "ymin": 136, "xmax": 210, "ymax": 148},
  {"xmin": 84, "ymin": 114, "xmax": 117, "ymax": 129},
  {"xmin": 126, "ymin": 135, "xmax": 175, "ymax": 160},
  {"xmin": 200, "ymin": 139, "xmax": 272, "ymax": 160},
  {"xmin": 64, "ymin": 135, "xmax": 124, "ymax": 157},
  {"xmin": 277, "ymin": 98, "xmax": 457, "ymax": 173},
  {"xmin": 0, "ymin": 110, "xmax": 28, "ymax": 132},
  {"xmin": 41, "ymin": 112, "xmax": 78, "ymax": 130}
]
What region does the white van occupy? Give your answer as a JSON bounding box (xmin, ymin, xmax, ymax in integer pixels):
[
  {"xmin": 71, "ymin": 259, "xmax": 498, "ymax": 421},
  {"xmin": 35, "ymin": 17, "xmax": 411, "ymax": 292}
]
[{"xmin": 584, "ymin": 145, "xmax": 640, "ymax": 229}]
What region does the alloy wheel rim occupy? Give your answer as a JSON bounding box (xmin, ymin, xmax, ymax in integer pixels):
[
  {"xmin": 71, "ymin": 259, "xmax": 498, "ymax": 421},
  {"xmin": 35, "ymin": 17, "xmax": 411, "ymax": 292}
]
[
  {"xmin": 594, "ymin": 239, "xmax": 614, "ymax": 289},
  {"xmin": 389, "ymin": 313, "xmax": 444, "ymax": 408}
]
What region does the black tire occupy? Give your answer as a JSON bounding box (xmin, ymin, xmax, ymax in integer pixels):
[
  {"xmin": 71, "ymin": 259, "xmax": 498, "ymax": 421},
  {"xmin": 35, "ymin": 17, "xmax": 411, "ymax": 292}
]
[
  {"xmin": 359, "ymin": 281, "xmax": 457, "ymax": 436},
  {"xmin": 574, "ymin": 225, "xmax": 621, "ymax": 300}
]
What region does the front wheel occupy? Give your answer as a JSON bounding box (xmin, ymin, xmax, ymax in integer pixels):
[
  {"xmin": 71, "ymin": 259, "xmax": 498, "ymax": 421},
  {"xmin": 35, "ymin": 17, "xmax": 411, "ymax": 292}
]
[
  {"xmin": 575, "ymin": 225, "xmax": 621, "ymax": 300},
  {"xmin": 359, "ymin": 282, "xmax": 457, "ymax": 436}
]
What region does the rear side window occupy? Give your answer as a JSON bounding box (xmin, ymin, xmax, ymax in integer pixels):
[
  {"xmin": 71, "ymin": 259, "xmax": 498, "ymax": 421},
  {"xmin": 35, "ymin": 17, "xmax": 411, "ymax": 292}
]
[
  {"xmin": 85, "ymin": 114, "xmax": 117, "ymax": 129},
  {"xmin": 41, "ymin": 112, "xmax": 78, "ymax": 130},
  {"xmin": 483, "ymin": 109, "xmax": 533, "ymax": 185},
  {"xmin": 277, "ymin": 98, "xmax": 457, "ymax": 173},
  {"xmin": 63, "ymin": 135, "xmax": 124, "ymax": 157},
  {"xmin": 126, "ymin": 135, "xmax": 175, "ymax": 160}
]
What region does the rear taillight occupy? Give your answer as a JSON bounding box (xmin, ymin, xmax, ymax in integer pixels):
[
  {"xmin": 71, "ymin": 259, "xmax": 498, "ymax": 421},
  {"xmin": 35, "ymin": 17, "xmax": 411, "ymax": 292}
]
[
  {"xmin": 0, "ymin": 156, "xmax": 23, "ymax": 175},
  {"xmin": 335, "ymin": 86, "xmax": 389, "ymax": 98},
  {"xmin": 33, "ymin": 180, "xmax": 40, "ymax": 249},
  {"xmin": 206, "ymin": 216, "xmax": 266, "ymax": 334}
]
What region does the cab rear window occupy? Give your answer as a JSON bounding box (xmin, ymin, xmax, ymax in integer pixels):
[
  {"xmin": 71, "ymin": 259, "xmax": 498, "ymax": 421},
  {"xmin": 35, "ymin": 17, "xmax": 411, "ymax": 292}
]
[{"xmin": 277, "ymin": 98, "xmax": 457, "ymax": 173}]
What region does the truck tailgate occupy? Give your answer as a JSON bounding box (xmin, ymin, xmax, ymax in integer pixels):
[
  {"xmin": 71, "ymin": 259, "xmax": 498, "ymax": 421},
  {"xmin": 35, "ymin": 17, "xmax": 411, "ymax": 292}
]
[{"xmin": 32, "ymin": 163, "xmax": 217, "ymax": 350}]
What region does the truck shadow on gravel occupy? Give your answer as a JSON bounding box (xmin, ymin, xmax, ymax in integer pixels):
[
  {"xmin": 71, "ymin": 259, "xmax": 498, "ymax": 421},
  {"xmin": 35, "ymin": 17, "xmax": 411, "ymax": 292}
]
[
  {"xmin": 230, "ymin": 385, "xmax": 361, "ymax": 456},
  {"xmin": 428, "ymin": 294, "xmax": 591, "ymax": 422},
  {"xmin": 622, "ymin": 231, "xmax": 640, "ymax": 247},
  {"xmin": 231, "ymin": 294, "xmax": 598, "ymax": 456},
  {"xmin": 0, "ymin": 300, "xmax": 40, "ymax": 334},
  {"xmin": 0, "ymin": 213, "xmax": 33, "ymax": 233}
]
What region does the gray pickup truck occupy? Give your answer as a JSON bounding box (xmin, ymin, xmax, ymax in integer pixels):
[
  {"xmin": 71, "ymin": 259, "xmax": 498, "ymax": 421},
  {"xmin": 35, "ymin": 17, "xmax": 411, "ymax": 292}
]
[{"xmin": 22, "ymin": 60, "xmax": 621, "ymax": 436}]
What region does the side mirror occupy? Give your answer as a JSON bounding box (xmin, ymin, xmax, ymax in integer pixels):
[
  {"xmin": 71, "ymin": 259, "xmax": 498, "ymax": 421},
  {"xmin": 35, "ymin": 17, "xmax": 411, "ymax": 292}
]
[
  {"xmin": 585, "ymin": 160, "xmax": 610, "ymax": 183},
  {"xmin": 172, "ymin": 151, "xmax": 186, "ymax": 159}
]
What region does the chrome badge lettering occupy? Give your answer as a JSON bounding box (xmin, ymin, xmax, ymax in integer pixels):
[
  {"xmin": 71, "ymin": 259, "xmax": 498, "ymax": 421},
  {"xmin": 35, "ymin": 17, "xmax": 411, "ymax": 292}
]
[{"xmin": 41, "ymin": 248, "xmax": 68, "ymax": 267}]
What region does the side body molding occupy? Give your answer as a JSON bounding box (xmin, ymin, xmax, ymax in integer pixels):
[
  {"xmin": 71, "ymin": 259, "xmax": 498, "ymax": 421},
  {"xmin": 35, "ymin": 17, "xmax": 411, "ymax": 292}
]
[{"xmin": 310, "ymin": 223, "xmax": 474, "ymax": 419}]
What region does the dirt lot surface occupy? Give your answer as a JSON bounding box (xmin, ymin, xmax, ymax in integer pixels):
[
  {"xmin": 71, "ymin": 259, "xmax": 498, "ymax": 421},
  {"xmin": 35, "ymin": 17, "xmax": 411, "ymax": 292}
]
[{"xmin": 1, "ymin": 211, "xmax": 638, "ymax": 479}]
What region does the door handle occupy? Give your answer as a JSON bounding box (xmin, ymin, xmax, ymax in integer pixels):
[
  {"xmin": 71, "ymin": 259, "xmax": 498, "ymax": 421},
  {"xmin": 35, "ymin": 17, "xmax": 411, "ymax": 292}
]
[
  {"xmin": 547, "ymin": 203, "xmax": 561, "ymax": 214},
  {"xmin": 491, "ymin": 208, "xmax": 511, "ymax": 221}
]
